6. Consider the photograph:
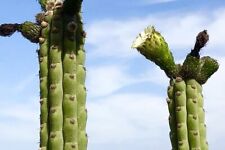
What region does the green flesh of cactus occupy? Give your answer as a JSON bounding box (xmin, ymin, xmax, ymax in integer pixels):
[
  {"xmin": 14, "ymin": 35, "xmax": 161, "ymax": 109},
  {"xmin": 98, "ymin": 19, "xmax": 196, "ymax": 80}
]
[
  {"xmin": 132, "ymin": 26, "xmax": 218, "ymax": 150},
  {"xmin": 167, "ymin": 78, "xmax": 208, "ymax": 150},
  {"xmin": 62, "ymin": 12, "xmax": 79, "ymax": 150},
  {"xmin": 132, "ymin": 26, "xmax": 178, "ymax": 78},
  {"xmin": 48, "ymin": 3, "xmax": 64, "ymax": 150},
  {"xmin": 37, "ymin": 1, "xmax": 87, "ymax": 150},
  {"xmin": 76, "ymin": 12, "xmax": 88, "ymax": 150},
  {"xmin": 39, "ymin": 8, "xmax": 52, "ymax": 150},
  {"xmin": 18, "ymin": 21, "xmax": 41, "ymax": 43}
]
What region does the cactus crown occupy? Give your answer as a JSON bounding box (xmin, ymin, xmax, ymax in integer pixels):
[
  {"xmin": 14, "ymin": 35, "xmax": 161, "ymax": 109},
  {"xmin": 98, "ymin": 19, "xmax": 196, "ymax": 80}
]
[{"xmin": 132, "ymin": 26, "xmax": 219, "ymax": 84}]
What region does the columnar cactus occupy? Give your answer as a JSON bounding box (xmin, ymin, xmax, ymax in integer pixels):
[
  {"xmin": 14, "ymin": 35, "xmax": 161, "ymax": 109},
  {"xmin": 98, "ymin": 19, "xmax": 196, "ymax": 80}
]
[
  {"xmin": 132, "ymin": 26, "xmax": 219, "ymax": 150},
  {"xmin": 0, "ymin": 0, "xmax": 87, "ymax": 150}
]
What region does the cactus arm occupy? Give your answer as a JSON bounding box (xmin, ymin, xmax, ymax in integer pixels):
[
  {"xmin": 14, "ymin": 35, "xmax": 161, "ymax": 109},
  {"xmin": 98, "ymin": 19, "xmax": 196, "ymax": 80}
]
[
  {"xmin": 38, "ymin": 8, "xmax": 53, "ymax": 150},
  {"xmin": 76, "ymin": 11, "xmax": 88, "ymax": 150},
  {"xmin": 132, "ymin": 26, "xmax": 178, "ymax": 78},
  {"xmin": 186, "ymin": 79, "xmax": 201, "ymax": 149},
  {"xmin": 196, "ymin": 56, "xmax": 219, "ymax": 84},
  {"xmin": 174, "ymin": 77, "xmax": 189, "ymax": 150},
  {"xmin": 17, "ymin": 21, "xmax": 41, "ymax": 43},
  {"xmin": 48, "ymin": 2, "xmax": 64, "ymax": 150},
  {"xmin": 0, "ymin": 22, "xmax": 41, "ymax": 43},
  {"xmin": 167, "ymin": 80, "xmax": 178, "ymax": 150}
]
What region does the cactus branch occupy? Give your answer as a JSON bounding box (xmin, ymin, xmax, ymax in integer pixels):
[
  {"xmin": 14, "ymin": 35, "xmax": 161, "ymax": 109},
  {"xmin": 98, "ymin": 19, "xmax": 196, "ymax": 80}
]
[{"xmin": 0, "ymin": 22, "xmax": 41, "ymax": 43}]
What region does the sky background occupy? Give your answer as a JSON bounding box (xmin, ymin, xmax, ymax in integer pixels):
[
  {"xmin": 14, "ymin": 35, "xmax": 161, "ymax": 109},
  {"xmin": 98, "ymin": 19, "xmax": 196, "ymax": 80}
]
[{"xmin": 0, "ymin": 0, "xmax": 225, "ymax": 150}]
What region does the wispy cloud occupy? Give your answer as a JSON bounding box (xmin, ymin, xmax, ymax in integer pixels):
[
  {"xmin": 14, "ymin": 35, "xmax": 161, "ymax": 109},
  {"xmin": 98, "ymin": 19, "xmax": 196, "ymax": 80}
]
[
  {"xmin": 86, "ymin": 64, "xmax": 168, "ymax": 97},
  {"xmin": 86, "ymin": 7, "xmax": 225, "ymax": 59},
  {"xmin": 0, "ymin": 98, "xmax": 39, "ymax": 150},
  {"xmin": 87, "ymin": 94, "xmax": 169, "ymax": 146}
]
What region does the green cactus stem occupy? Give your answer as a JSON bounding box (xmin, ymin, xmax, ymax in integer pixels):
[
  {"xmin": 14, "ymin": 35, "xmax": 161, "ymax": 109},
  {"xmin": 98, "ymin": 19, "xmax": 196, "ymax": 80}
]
[
  {"xmin": 167, "ymin": 80, "xmax": 178, "ymax": 150},
  {"xmin": 195, "ymin": 80, "xmax": 208, "ymax": 150},
  {"xmin": 62, "ymin": 13, "xmax": 79, "ymax": 150},
  {"xmin": 38, "ymin": 8, "xmax": 53, "ymax": 150},
  {"xmin": 76, "ymin": 12, "xmax": 88, "ymax": 150},
  {"xmin": 173, "ymin": 77, "xmax": 189, "ymax": 150},
  {"xmin": 186, "ymin": 79, "xmax": 201, "ymax": 149},
  {"xmin": 132, "ymin": 26, "xmax": 178, "ymax": 78},
  {"xmin": 48, "ymin": 2, "xmax": 64, "ymax": 150}
]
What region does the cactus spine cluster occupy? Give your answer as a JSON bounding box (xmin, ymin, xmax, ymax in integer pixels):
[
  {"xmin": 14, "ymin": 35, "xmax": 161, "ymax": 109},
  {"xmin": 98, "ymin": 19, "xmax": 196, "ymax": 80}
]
[
  {"xmin": 132, "ymin": 26, "xmax": 219, "ymax": 150},
  {"xmin": 0, "ymin": 0, "xmax": 87, "ymax": 150}
]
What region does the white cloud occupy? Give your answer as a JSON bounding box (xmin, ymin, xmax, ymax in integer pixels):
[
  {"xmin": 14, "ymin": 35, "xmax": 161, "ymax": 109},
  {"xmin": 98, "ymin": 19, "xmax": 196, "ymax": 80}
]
[
  {"xmin": 87, "ymin": 65, "xmax": 134, "ymax": 97},
  {"xmin": 86, "ymin": 64, "xmax": 168, "ymax": 97},
  {"xmin": 13, "ymin": 74, "xmax": 37, "ymax": 93},
  {"xmin": 86, "ymin": 8, "xmax": 225, "ymax": 59},
  {"xmin": 87, "ymin": 94, "xmax": 168, "ymax": 145},
  {"xmin": 0, "ymin": 98, "xmax": 39, "ymax": 150}
]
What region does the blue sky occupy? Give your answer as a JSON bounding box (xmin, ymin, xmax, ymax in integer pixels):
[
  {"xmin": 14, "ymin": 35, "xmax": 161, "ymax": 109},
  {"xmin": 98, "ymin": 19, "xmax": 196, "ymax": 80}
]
[{"xmin": 0, "ymin": 0, "xmax": 225, "ymax": 150}]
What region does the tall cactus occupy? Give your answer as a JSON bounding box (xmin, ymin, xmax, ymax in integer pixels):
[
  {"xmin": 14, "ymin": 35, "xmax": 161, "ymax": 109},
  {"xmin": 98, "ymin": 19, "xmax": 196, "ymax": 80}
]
[
  {"xmin": 132, "ymin": 26, "xmax": 219, "ymax": 150},
  {"xmin": 0, "ymin": 0, "xmax": 87, "ymax": 150}
]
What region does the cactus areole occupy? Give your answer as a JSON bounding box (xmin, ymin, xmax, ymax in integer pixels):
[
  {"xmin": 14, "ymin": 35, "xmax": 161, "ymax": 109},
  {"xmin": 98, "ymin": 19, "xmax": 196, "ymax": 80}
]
[
  {"xmin": 1, "ymin": 0, "xmax": 87, "ymax": 150},
  {"xmin": 132, "ymin": 26, "xmax": 219, "ymax": 150}
]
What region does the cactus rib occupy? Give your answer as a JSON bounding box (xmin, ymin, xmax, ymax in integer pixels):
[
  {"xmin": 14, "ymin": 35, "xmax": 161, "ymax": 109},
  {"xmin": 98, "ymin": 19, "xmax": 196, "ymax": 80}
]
[
  {"xmin": 167, "ymin": 80, "xmax": 178, "ymax": 150},
  {"xmin": 48, "ymin": 2, "xmax": 64, "ymax": 150},
  {"xmin": 38, "ymin": 8, "xmax": 53, "ymax": 150},
  {"xmin": 62, "ymin": 14, "xmax": 79, "ymax": 150},
  {"xmin": 76, "ymin": 12, "xmax": 88, "ymax": 150},
  {"xmin": 186, "ymin": 79, "xmax": 201, "ymax": 149}
]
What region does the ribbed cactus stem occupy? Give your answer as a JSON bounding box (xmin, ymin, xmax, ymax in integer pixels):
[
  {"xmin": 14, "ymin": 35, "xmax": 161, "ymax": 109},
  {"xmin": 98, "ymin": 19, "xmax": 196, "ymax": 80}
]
[
  {"xmin": 186, "ymin": 79, "xmax": 201, "ymax": 149},
  {"xmin": 174, "ymin": 77, "xmax": 189, "ymax": 150},
  {"xmin": 167, "ymin": 80, "xmax": 178, "ymax": 150},
  {"xmin": 195, "ymin": 81, "xmax": 208, "ymax": 150},
  {"xmin": 62, "ymin": 14, "xmax": 79, "ymax": 150},
  {"xmin": 48, "ymin": 2, "xmax": 64, "ymax": 150},
  {"xmin": 39, "ymin": 8, "xmax": 53, "ymax": 150},
  {"xmin": 76, "ymin": 12, "xmax": 88, "ymax": 150}
]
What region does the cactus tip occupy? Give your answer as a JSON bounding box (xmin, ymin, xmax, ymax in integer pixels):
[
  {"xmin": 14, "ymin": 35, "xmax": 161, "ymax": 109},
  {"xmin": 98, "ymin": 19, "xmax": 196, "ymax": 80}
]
[{"xmin": 131, "ymin": 25, "xmax": 155, "ymax": 49}]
